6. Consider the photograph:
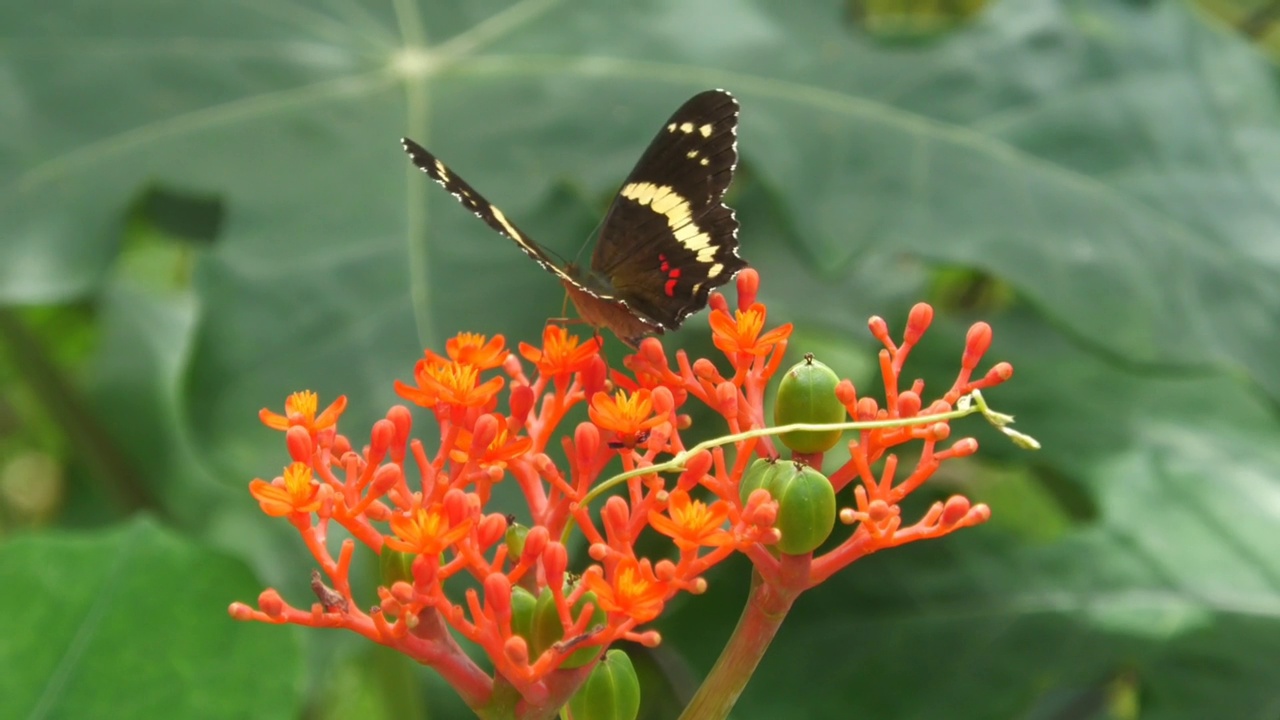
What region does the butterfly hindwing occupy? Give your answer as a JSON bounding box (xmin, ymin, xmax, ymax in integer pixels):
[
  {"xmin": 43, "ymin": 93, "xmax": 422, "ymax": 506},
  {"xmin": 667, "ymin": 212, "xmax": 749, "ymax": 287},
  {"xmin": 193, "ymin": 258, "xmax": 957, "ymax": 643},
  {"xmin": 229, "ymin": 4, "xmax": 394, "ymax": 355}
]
[
  {"xmin": 400, "ymin": 137, "xmax": 572, "ymax": 283},
  {"xmin": 591, "ymin": 89, "xmax": 746, "ymax": 328}
]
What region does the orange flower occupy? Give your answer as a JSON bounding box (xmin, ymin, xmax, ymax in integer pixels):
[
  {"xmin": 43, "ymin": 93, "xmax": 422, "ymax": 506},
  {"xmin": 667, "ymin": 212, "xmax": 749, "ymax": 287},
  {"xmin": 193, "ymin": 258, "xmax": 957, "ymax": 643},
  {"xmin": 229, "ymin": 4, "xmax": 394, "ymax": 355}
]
[
  {"xmin": 425, "ymin": 332, "xmax": 508, "ymax": 371},
  {"xmin": 709, "ymin": 303, "xmax": 791, "ymax": 356},
  {"xmin": 589, "ymin": 389, "xmax": 665, "ymax": 436},
  {"xmin": 448, "ymin": 425, "xmax": 532, "ymax": 470},
  {"xmin": 395, "ymin": 360, "xmax": 504, "ymax": 409},
  {"xmin": 249, "ymin": 462, "xmax": 323, "ymax": 517},
  {"xmin": 259, "ymin": 391, "xmax": 347, "ymax": 433},
  {"xmin": 583, "ymin": 558, "xmax": 669, "ymax": 623},
  {"xmin": 385, "ymin": 504, "xmax": 473, "ymax": 556},
  {"xmin": 648, "ymin": 490, "xmax": 733, "ymax": 551},
  {"xmin": 519, "ymin": 325, "xmax": 601, "ymax": 377}
]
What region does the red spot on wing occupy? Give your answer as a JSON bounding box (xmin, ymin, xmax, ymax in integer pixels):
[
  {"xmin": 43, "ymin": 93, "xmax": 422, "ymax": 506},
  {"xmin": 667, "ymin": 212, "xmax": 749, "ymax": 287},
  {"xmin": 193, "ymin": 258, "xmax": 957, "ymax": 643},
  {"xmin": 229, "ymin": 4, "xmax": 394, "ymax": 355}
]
[{"xmin": 664, "ymin": 279, "xmax": 678, "ymax": 296}]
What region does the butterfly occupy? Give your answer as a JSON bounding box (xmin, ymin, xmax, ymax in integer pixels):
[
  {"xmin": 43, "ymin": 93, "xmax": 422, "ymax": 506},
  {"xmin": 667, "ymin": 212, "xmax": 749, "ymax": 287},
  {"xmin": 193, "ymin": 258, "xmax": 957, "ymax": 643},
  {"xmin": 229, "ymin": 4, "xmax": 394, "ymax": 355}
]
[{"xmin": 401, "ymin": 89, "xmax": 747, "ymax": 347}]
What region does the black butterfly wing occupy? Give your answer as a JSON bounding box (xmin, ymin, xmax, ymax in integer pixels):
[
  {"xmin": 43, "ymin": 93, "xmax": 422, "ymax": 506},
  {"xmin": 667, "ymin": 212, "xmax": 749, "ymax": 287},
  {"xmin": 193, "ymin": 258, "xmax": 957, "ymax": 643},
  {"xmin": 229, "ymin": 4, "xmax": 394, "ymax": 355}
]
[
  {"xmin": 401, "ymin": 137, "xmax": 573, "ymax": 284},
  {"xmin": 590, "ymin": 89, "xmax": 747, "ymax": 329}
]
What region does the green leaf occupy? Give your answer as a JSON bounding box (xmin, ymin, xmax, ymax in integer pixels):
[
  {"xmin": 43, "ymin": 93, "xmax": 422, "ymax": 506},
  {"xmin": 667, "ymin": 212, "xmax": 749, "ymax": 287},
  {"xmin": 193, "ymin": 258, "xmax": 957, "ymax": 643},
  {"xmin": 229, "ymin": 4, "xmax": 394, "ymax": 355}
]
[
  {"xmin": 0, "ymin": 518, "xmax": 304, "ymax": 719},
  {"xmin": 6, "ymin": 1, "xmax": 1280, "ymax": 718}
]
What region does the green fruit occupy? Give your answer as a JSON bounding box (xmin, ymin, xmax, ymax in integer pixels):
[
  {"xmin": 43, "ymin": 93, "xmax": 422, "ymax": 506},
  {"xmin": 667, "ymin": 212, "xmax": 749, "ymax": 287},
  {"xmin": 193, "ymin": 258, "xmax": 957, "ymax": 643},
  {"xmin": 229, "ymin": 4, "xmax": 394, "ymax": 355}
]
[
  {"xmin": 505, "ymin": 522, "xmax": 529, "ymax": 558},
  {"xmin": 567, "ymin": 649, "xmax": 641, "ymax": 720},
  {"xmin": 509, "ymin": 586, "xmax": 537, "ymax": 642},
  {"xmin": 530, "ymin": 586, "xmax": 607, "ymax": 668},
  {"xmin": 774, "ymin": 354, "xmax": 844, "ymax": 454},
  {"xmin": 378, "ymin": 548, "xmax": 414, "ymax": 586},
  {"xmin": 771, "ymin": 465, "xmax": 837, "ymax": 555},
  {"xmin": 739, "ymin": 457, "xmax": 779, "ymax": 505}
]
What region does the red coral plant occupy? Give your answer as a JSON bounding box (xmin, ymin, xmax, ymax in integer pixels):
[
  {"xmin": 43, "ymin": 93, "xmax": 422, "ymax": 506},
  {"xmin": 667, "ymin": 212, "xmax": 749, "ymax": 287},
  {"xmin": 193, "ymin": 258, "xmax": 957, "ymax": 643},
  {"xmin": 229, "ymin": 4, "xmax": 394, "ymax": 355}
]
[{"xmin": 230, "ymin": 269, "xmax": 1032, "ymax": 720}]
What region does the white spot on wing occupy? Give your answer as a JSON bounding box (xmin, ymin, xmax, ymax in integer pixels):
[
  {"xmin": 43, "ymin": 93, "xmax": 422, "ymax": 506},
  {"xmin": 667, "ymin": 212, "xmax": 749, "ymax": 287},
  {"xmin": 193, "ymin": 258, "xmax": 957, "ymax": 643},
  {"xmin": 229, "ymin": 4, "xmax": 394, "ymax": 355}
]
[
  {"xmin": 490, "ymin": 206, "xmax": 523, "ymax": 243},
  {"xmin": 621, "ymin": 182, "xmax": 722, "ymax": 265}
]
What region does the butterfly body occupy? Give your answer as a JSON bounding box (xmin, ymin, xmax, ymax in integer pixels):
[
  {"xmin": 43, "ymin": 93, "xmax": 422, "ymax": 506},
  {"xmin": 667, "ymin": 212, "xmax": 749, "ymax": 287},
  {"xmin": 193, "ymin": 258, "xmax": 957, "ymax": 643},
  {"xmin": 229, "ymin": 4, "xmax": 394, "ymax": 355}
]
[{"xmin": 402, "ymin": 89, "xmax": 746, "ymax": 347}]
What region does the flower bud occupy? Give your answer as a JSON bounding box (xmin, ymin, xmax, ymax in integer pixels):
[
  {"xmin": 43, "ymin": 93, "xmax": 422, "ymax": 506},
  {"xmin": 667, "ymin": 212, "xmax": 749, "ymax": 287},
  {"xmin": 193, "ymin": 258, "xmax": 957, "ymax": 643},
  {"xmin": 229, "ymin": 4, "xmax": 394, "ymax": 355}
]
[
  {"xmin": 484, "ymin": 573, "xmax": 513, "ymax": 622},
  {"xmin": 286, "ymin": 426, "xmax": 313, "ymax": 463},
  {"xmin": 567, "ymin": 649, "xmax": 641, "ymax": 720},
  {"xmin": 477, "ymin": 513, "xmax": 508, "ymax": 549},
  {"xmin": 774, "ymin": 355, "xmax": 845, "ymax": 454}
]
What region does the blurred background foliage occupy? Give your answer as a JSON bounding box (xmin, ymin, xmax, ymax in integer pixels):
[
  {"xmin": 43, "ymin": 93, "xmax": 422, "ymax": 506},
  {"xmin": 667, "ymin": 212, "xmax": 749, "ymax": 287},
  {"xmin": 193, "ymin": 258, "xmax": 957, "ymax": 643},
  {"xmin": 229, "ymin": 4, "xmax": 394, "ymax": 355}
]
[{"xmin": 3, "ymin": 0, "xmax": 1280, "ymax": 718}]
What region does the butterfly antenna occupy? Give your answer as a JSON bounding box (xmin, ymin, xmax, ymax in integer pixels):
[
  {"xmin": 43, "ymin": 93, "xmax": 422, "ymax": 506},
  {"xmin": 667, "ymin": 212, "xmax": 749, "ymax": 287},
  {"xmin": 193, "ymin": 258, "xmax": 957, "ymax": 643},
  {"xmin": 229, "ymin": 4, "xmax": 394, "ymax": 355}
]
[{"xmin": 572, "ymin": 213, "xmax": 609, "ymax": 267}]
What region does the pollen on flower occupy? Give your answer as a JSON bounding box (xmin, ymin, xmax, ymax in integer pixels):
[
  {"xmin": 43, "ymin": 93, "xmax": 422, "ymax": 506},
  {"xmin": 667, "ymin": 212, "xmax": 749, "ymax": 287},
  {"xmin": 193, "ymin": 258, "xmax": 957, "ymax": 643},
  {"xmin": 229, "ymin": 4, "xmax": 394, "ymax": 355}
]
[
  {"xmin": 518, "ymin": 324, "xmax": 601, "ymax": 377},
  {"xmin": 396, "ymin": 359, "xmax": 504, "ymax": 409},
  {"xmin": 443, "ymin": 332, "xmax": 509, "ymax": 370},
  {"xmin": 259, "ymin": 390, "xmax": 347, "ymax": 434},
  {"xmin": 248, "ymin": 462, "xmax": 322, "ymax": 517},
  {"xmin": 709, "ymin": 302, "xmax": 792, "ymax": 356},
  {"xmin": 589, "ymin": 389, "xmax": 665, "ymax": 436},
  {"xmin": 584, "ymin": 558, "xmax": 669, "ymax": 624},
  {"xmin": 385, "ymin": 504, "xmax": 473, "ymax": 556},
  {"xmin": 648, "ymin": 490, "xmax": 732, "ymax": 551},
  {"xmin": 449, "ymin": 424, "xmax": 531, "ymax": 470}
]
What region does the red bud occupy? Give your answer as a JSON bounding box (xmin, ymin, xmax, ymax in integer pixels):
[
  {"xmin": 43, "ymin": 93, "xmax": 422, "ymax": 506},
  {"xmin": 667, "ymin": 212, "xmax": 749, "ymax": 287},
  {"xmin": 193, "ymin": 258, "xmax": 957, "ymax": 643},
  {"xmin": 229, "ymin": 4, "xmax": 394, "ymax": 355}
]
[
  {"xmin": 286, "ymin": 426, "xmax": 312, "ymax": 463},
  {"xmin": 906, "ymin": 303, "xmax": 933, "ymax": 345}
]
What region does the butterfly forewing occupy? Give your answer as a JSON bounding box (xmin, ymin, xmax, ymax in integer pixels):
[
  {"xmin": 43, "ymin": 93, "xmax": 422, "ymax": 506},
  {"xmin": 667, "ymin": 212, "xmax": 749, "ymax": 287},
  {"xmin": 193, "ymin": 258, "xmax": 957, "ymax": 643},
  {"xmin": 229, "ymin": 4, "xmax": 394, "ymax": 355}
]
[
  {"xmin": 591, "ymin": 89, "xmax": 746, "ymax": 328},
  {"xmin": 401, "ymin": 90, "xmax": 747, "ymax": 346},
  {"xmin": 400, "ymin": 137, "xmax": 572, "ymax": 283}
]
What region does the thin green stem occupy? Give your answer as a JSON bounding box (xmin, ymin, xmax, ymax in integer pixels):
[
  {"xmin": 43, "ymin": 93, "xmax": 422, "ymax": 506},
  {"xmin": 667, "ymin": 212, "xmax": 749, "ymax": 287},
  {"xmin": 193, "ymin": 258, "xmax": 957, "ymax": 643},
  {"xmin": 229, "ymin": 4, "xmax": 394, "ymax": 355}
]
[{"xmin": 560, "ymin": 391, "xmax": 1010, "ymax": 545}]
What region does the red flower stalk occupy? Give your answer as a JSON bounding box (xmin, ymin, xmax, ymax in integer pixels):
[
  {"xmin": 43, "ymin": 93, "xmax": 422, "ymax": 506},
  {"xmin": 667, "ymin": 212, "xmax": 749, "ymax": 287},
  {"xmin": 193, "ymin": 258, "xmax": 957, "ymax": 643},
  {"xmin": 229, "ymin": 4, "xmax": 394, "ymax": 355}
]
[{"xmin": 231, "ymin": 269, "xmax": 1022, "ymax": 719}]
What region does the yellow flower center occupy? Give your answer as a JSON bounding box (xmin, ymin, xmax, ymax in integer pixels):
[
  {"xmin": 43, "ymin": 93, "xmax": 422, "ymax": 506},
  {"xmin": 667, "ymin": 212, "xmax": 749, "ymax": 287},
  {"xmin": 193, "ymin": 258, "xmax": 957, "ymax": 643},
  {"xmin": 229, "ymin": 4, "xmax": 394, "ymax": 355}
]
[
  {"xmin": 733, "ymin": 307, "xmax": 765, "ymax": 342},
  {"xmin": 283, "ymin": 462, "xmax": 314, "ymax": 501},
  {"xmin": 430, "ymin": 362, "xmax": 479, "ymax": 394},
  {"xmin": 673, "ymin": 498, "xmax": 717, "ymax": 533},
  {"xmin": 614, "ymin": 563, "xmax": 654, "ymax": 604},
  {"xmin": 286, "ymin": 391, "xmax": 319, "ymax": 420},
  {"xmin": 611, "ymin": 390, "xmax": 651, "ymax": 423}
]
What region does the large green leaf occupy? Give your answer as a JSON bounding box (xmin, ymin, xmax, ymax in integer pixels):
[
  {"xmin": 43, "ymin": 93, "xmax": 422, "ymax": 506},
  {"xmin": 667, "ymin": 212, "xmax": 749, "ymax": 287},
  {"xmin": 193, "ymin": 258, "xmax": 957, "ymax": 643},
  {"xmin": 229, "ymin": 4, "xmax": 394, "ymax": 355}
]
[
  {"xmin": 0, "ymin": 518, "xmax": 304, "ymax": 719},
  {"xmin": 4, "ymin": 0, "xmax": 1279, "ymax": 396},
  {"xmin": 5, "ymin": 0, "xmax": 1280, "ymax": 718}
]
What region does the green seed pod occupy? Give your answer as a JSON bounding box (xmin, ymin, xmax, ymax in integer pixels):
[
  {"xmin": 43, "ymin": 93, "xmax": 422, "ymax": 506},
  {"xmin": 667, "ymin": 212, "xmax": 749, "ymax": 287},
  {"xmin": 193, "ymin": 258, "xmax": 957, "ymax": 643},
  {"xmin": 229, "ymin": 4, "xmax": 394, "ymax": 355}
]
[
  {"xmin": 378, "ymin": 548, "xmax": 415, "ymax": 587},
  {"xmin": 567, "ymin": 649, "xmax": 641, "ymax": 720},
  {"xmin": 530, "ymin": 586, "xmax": 607, "ymax": 668},
  {"xmin": 771, "ymin": 464, "xmax": 837, "ymax": 555},
  {"xmin": 739, "ymin": 457, "xmax": 780, "ymax": 505},
  {"xmin": 505, "ymin": 522, "xmax": 529, "ymax": 559},
  {"xmin": 509, "ymin": 585, "xmax": 537, "ymax": 643},
  {"xmin": 773, "ymin": 354, "xmax": 845, "ymax": 454}
]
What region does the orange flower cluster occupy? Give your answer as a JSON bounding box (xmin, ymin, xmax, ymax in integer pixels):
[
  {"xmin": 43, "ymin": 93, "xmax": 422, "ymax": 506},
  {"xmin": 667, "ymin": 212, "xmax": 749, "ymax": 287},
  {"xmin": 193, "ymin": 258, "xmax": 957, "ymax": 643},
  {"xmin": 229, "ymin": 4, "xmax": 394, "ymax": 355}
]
[{"xmin": 229, "ymin": 269, "xmax": 1010, "ymax": 715}]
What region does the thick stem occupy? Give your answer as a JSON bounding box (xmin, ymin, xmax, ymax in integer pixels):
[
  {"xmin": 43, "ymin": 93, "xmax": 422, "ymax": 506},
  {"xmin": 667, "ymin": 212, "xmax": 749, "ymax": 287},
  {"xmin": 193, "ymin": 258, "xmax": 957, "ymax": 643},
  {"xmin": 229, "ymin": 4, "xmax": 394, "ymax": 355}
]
[
  {"xmin": 678, "ymin": 555, "xmax": 809, "ymax": 720},
  {"xmin": 410, "ymin": 608, "xmax": 494, "ymax": 711},
  {"xmin": 516, "ymin": 663, "xmax": 594, "ymax": 720},
  {"xmin": 476, "ymin": 675, "xmax": 522, "ymax": 720}
]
